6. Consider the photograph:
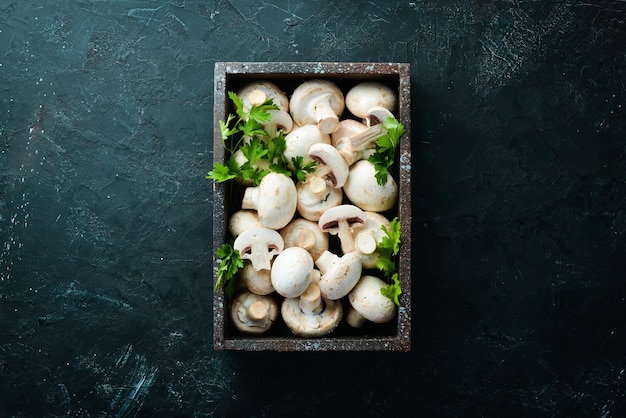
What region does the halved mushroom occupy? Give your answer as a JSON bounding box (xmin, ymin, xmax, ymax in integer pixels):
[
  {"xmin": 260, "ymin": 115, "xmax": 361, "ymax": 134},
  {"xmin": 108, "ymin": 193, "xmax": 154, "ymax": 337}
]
[
  {"xmin": 347, "ymin": 275, "xmax": 397, "ymax": 327},
  {"xmin": 307, "ymin": 143, "xmax": 349, "ymax": 188},
  {"xmin": 231, "ymin": 291, "xmax": 279, "ymax": 334},
  {"xmin": 295, "ymin": 177, "xmax": 343, "ymax": 221},
  {"xmin": 318, "ymin": 204, "xmax": 367, "ymax": 254},
  {"xmin": 270, "ymin": 246, "xmax": 315, "ymax": 298},
  {"xmin": 345, "ymin": 81, "xmax": 397, "ymax": 120},
  {"xmin": 241, "ymin": 172, "xmax": 297, "ymax": 230},
  {"xmin": 280, "ymin": 218, "xmax": 329, "ymax": 262},
  {"xmin": 237, "ymin": 81, "xmax": 290, "ymax": 113},
  {"xmin": 315, "ymin": 250, "xmax": 362, "ymax": 300},
  {"xmin": 228, "ymin": 209, "xmax": 263, "ymax": 237},
  {"xmin": 342, "ymin": 160, "xmax": 398, "ymax": 212},
  {"xmin": 289, "ymin": 79, "xmax": 345, "ymax": 134},
  {"xmin": 283, "ymin": 124, "xmax": 330, "ymax": 171},
  {"xmin": 281, "ymin": 284, "xmax": 343, "ymax": 337},
  {"xmin": 233, "ymin": 227, "xmax": 284, "ymax": 272}
]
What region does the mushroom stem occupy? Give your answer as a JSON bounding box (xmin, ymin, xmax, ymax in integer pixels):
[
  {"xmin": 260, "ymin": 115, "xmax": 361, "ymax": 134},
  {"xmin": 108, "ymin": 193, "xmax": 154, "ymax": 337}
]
[
  {"xmin": 299, "ymin": 282, "xmax": 323, "ymax": 316},
  {"xmin": 355, "ymin": 232, "xmax": 378, "ymax": 255},
  {"xmin": 348, "ymin": 124, "xmax": 385, "ymax": 149},
  {"xmin": 337, "ymin": 220, "xmax": 356, "ymax": 254},
  {"xmin": 250, "ymin": 241, "xmax": 272, "ymax": 271},
  {"xmin": 297, "ymin": 229, "xmax": 317, "ymax": 250},
  {"xmin": 346, "ymin": 307, "xmax": 368, "ymax": 328},
  {"xmin": 313, "ymin": 94, "xmax": 340, "ymax": 134},
  {"xmin": 248, "ymin": 300, "xmax": 269, "ymax": 321},
  {"xmin": 249, "ymin": 89, "xmax": 267, "ymax": 106}
]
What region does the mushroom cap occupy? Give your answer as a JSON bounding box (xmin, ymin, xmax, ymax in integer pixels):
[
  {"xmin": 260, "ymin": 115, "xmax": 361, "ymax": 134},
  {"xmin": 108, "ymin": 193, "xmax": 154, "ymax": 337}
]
[
  {"xmin": 237, "ymin": 81, "xmax": 289, "ymax": 113},
  {"xmin": 296, "ymin": 178, "xmax": 343, "ymax": 221},
  {"xmin": 239, "ymin": 263, "xmax": 274, "ymax": 295},
  {"xmin": 343, "ymin": 160, "xmax": 398, "ymax": 212},
  {"xmin": 289, "ymin": 79, "xmax": 345, "ymax": 133},
  {"xmin": 279, "ymin": 218, "xmax": 329, "ymax": 261},
  {"xmin": 283, "ymin": 125, "xmax": 330, "ymax": 171},
  {"xmin": 318, "ymin": 204, "xmax": 367, "ymax": 235},
  {"xmin": 348, "ymin": 275, "xmax": 397, "ymax": 324},
  {"xmin": 229, "ymin": 209, "xmax": 263, "ymax": 237},
  {"xmin": 281, "ymin": 296, "xmax": 343, "ymax": 337},
  {"xmin": 270, "ymin": 246, "xmax": 314, "ymax": 298},
  {"xmin": 230, "ymin": 291, "xmax": 279, "ymax": 334},
  {"xmin": 330, "ymin": 119, "xmax": 368, "ymax": 148},
  {"xmin": 317, "ymin": 251, "xmax": 362, "ymax": 300},
  {"xmin": 241, "ymin": 172, "xmax": 297, "ymax": 230},
  {"xmin": 233, "ymin": 227, "xmax": 284, "ymax": 271},
  {"xmin": 308, "ymin": 143, "xmax": 349, "ymax": 188},
  {"xmin": 345, "ymin": 81, "xmax": 397, "ymax": 119}
]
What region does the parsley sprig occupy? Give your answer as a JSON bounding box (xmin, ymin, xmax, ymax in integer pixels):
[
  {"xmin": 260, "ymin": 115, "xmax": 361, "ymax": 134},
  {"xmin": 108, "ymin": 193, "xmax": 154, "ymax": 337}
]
[
  {"xmin": 206, "ymin": 92, "xmax": 316, "ymax": 186},
  {"xmin": 376, "ymin": 217, "xmax": 402, "ymax": 306},
  {"xmin": 368, "ymin": 117, "xmax": 406, "ymax": 185},
  {"xmin": 214, "ymin": 242, "xmax": 243, "ymax": 300}
]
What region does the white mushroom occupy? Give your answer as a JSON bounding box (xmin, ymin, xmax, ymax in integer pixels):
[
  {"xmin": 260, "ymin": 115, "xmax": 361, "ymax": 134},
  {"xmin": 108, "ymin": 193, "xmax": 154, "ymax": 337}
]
[
  {"xmin": 318, "ymin": 204, "xmax": 367, "ymax": 254},
  {"xmin": 363, "ymin": 106, "xmax": 395, "ymax": 128},
  {"xmin": 230, "ymin": 291, "xmax": 278, "ymax": 334},
  {"xmin": 233, "ymin": 227, "xmax": 284, "ymax": 272},
  {"xmin": 263, "ymin": 108, "xmax": 294, "ymax": 136},
  {"xmin": 314, "ymin": 250, "xmax": 362, "ymax": 300},
  {"xmin": 347, "ymin": 275, "xmax": 397, "ymax": 327},
  {"xmin": 289, "ymin": 79, "xmax": 345, "ymax": 134},
  {"xmin": 331, "ymin": 119, "xmax": 382, "ymax": 166},
  {"xmin": 241, "ymin": 172, "xmax": 297, "ymax": 230},
  {"xmin": 345, "ymin": 81, "xmax": 397, "ymax": 120},
  {"xmin": 283, "ymin": 124, "xmax": 330, "ymax": 171},
  {"xmin": 239, "ymin": 263, "xmax": 274, "ymax": 295},
  {"xmin": 237, "ymin": 81, "xmax": 290, "ymax": 113},
  {"xmin": 342, "ymin": 160, "xmax": 398, "ymax": 212},
  {"xmin": 307, "ymin": 143, "xmax": 349, "ymax": 188},
  {"xmin": 228, "ymin": 209, "xmax": 263, "ymax": 237},
  {"xmin": 353, "ymin": 212, "xmax": 392, "ymax": 269},
  {"xmin": 279, "ymin": 218, "xmax": 329, "ymax": 261},
  {"xmin": 270, "ymin": 246, "xmax": 315, "ymax": 298},
  {"xmin": 281, "ymin": 286, "xmax": 343, "ymax": 337},
  {"xmin": 295, "ymin": 177, "xmax": 343, "ymax": 221}
]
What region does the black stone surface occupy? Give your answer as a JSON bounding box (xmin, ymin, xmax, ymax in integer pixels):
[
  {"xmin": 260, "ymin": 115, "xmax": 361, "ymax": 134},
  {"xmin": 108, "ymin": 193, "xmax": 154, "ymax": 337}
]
[{"xmin": 1, "ymin": 1, "xmax": 625, "ymax": 417}]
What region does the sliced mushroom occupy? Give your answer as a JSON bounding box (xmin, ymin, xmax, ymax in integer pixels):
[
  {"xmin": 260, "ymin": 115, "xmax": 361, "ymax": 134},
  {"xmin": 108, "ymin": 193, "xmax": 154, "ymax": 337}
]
[
  {"xmin": 281, "ymin": 290, "xmax": 343, "ymax": 338},
  {"xmin": 315, "ymin": 250, "xmax": 362, "ymax": 300},
  {"xmin": 237, "ymin": 81, "xmax": 290, "ymax": 113},
  {"xmin": 270, "ymin": 246, "xmax": 315, "ymax": 298},
  {"xmin": 280, "ymin": 218, "xmax": 329, "ymax": 261},
  {"xmin": 307, "ymin": 143, "xmax": 349, "ymax": 188},
  {"xmin": 233, "ymin": 227, "xmax": 284, "ymax": 272},
  {"xmin": 295, "ymin": 177, "xmax": 343, "ymax": 221},
  {"xmin": 347, "ymin": 275, "xmax": 397, "ymax": 327},
  {"xmin": 239, "ymin": 263, "xmax": 274, "ymax": 295},
  {"xmin": 342, "ymin": 160, "xmax": 398, "ymax": 212},
  {"xmin": 231, "ymin": 291, "xmax": 279, "ymax": 334},
  {"xmin": 289, "ymin": 79, "xmax": 345, "ymax": 134},
  {"xmin": 345, "ymin": 81, "xmax": 397, "ymax": 120},
  {"xmin": 318, "ymin": 204, "xmax": 367, "ymax": 254},
  {"xmin": 283, "ymin": 124, "xmax": 330, "ymax": 171},
  {"xmin": 241, "ymin": 172, "xmax": 297, "ymax": 230}
]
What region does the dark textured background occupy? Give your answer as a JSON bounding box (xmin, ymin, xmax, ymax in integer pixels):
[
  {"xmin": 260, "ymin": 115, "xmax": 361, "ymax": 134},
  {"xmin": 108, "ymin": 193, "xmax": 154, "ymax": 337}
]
[{"xmin": 1, "ymin": 1, "xmax": 625, "ymax": 417}]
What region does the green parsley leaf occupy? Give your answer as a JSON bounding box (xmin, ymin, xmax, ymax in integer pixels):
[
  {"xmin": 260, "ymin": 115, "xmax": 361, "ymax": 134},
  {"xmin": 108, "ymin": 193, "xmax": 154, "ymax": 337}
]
[
  {"xmin": 206, "ymin": 161, "xmax": 237, "ymax": 183},
  {"xmin": 291, "ymin": 156, "xmax": 317, "ymax": 182},
  {"xmin": 380, "ymin": 273, "xmax": 401, "ymax": 307},
  {"xmin": 368, "ymin": 116, "xmax": 405, "ymax": 185},
  {"xmin": 240, "ymin": 137, "xmax": 269, "ymax": 164},
  {"xmin": 214, "ymin": 243, "xmax": 243, "ymax": 294}
]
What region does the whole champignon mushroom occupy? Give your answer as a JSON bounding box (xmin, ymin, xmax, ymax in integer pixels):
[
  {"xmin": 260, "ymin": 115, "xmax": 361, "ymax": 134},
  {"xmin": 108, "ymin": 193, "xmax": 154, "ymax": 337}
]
[
  {"xmin": 362, "ymin": 105, "xmax": 395, "ymax": 128},
  {"xmin": 281, "ymin": 284, "xmax": 343, "ymax": 337},
  {"xmin": 315, "ymin": 250, "xmax": 362, "ymax": 300},
  {"xmin": 347, "ymin": 275, "xmax": 397, "ymax": 328},
  {"xmin": 229, "ymin": 209, "xmax": 263, "ymax": 237},
  {"xmin": 345, "ymin": 81, "xmax": 397, "ymax": 120},
  {"xmin": 342, "ymin": 160, "xmax": 398, "ymax": 212},
  {"xmin": 283, "ymin": 124, "xmax": 330, "ymax": 171},
  {"xmin": 237, "ymin": 81, "xmax": 290, "ymax": 113},
  {"xmin": 231, "ymin": 291, "xmax": 278, "ymax": 334},
  {"xmin": 280, "ymin": 218, "xmax": 329, "ymax": 262},
  {"xmin": 241, "ymin": 172, "xmax": 297, "ymax": 230},
  {"xmin": 233, "ymin": 227, "xmax": 284, "ymax": 272},
  {"xmin": 270, "ymin": 246, "xmax": 315, "ymax": 298},
  {"xmin": 239, "ymin": 263, "xmax": 274, "ymax": 295},
  {"xmin": 318, "ymin": 204, "xmax": 367, "ymax": 254},
  {"xmin": 353, "ymin": 211, "xmax": 392, "ymax": 269},
  {"xmin": 289, "ymin": 79, "xmax": 345, "ymax": 134},
  {"xmin": 295, "ymin": 177, "xmax": 343, "ymax": 221},
  {"xmin": 307, "ymin": 143, "xmax": 349, "ymax": 188}
]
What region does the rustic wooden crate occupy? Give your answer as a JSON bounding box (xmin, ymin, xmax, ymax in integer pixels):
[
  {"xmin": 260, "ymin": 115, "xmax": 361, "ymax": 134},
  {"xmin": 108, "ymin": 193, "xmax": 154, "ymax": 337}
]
[{"xmin": 212, "ymin": 62, "xmax": 411, "ymax": 351}]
